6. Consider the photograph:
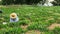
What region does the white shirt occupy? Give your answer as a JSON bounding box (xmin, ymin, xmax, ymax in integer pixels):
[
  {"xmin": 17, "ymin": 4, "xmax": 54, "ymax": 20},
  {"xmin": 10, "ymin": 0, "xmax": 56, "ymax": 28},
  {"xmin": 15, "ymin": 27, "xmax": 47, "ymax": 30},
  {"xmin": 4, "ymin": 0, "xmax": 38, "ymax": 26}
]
[{"xmin": 10, "ymin": 17, "xmax": 19, "ymax": 22}]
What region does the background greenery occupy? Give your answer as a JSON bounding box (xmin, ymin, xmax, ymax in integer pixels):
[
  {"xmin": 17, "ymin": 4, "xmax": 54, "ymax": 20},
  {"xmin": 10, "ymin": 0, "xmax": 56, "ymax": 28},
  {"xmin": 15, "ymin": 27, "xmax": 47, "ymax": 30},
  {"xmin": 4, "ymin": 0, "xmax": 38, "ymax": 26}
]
[
  {"xmin": 2, "ymin": 0, "xmax": 42, "ymax": 5},
  {"xmin": 1, "ymin": 0, "xmax": 60, "ymax": 5}
]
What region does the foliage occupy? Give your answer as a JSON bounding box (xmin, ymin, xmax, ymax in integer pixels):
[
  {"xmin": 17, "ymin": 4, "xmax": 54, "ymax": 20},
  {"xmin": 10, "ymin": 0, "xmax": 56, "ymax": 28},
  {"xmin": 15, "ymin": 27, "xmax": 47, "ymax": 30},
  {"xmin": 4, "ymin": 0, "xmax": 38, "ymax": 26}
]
[
  {"xmin": 0, "ymin": 27, "xmax": 23, "ymax": 34},
  {"xmin": 27, "ymin": 22, "xmax": 49, "ymax": 31},
  {"xmin": 2, "ymin": 0, "xmax": 14, "ymax": 5},
  {"xmin": 0, "ymin": 5, "xmax": 60, "ymax": 34},
  {"xmin": 45, "ymin": 27, "xmax": 60, "ymax": 34},
  {"xmin": 52, "ymin": 0, "xmax": 60, "ymax": 6},
  {"xmin": 2, "ymin": 0, "xmax": 43, "ymax": 5}
]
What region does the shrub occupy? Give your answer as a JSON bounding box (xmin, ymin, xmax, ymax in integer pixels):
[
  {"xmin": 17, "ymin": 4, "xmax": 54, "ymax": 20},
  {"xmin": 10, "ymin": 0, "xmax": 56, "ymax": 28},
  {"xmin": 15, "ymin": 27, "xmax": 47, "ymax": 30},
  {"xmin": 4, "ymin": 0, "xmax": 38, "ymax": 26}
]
[
  {"xmin": 2, "ymin": 0, "xmax": 44, "ymax": 5},
  {"xmin": 2, "ymin": 0, "xmax": 14, "ymax": 5},
  {"xmin": 52, "ymin": 0, "xmax": 60, "ymax": 6}
]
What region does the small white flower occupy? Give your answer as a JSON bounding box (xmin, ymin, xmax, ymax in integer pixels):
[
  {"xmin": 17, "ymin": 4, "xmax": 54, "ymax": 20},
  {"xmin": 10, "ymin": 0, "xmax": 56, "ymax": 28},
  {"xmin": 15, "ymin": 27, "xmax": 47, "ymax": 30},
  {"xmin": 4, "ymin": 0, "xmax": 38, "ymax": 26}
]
[{"xmin": 3, "ymin": 22, "xmax": 7, "ymax": 25}]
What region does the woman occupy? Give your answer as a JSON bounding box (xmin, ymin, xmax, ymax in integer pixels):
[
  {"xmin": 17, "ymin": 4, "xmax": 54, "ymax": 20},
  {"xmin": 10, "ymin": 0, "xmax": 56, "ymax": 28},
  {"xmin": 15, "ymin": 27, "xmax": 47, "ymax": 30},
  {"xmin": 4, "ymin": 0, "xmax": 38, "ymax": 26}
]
[{"xmin": 10, "ymin": 13, "xmax": 19, "ymax": 22}]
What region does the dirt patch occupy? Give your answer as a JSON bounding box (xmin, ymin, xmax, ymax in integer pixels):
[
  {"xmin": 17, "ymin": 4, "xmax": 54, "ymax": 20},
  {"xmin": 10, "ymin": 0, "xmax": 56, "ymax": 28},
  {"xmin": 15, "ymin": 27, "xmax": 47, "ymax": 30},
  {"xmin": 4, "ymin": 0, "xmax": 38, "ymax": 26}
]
[
  {"xmin": 25, "ymin": 30, "xmax": 41, "ymax": 34},
  {"xmin": 48, "ymin": 23, "xmax": 60, "ymax": 30},
  {"xmin": 20, "ymin": 25, "xmax": 28, "ymax": 30}
]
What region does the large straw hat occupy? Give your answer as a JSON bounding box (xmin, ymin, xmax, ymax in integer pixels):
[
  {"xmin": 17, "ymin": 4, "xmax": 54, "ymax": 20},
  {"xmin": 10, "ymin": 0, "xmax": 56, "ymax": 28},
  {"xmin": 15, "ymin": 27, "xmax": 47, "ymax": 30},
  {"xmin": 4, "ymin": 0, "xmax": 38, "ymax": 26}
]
[{"xmin": 10, "ymin": 13, "xmax": 17, "ymax": 19}]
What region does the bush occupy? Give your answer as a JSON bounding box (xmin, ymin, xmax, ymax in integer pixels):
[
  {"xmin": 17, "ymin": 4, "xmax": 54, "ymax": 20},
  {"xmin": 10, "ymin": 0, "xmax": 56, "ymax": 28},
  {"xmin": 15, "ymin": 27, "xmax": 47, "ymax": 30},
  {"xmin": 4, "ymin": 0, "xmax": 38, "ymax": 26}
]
[
  {"xmin": 2, "ymin": 0, "xmax": 14, "ymax": 5},
  {"xmin": 52, "ymin": 0, "xmax": 60, "ymax": 6},
  {"xmin": 2, "ymin": 0, "xmax": 43, "ymax": 5},
  {"xmin": 0, "ymin": 1, "xmax": 2, "ymax": 5}
]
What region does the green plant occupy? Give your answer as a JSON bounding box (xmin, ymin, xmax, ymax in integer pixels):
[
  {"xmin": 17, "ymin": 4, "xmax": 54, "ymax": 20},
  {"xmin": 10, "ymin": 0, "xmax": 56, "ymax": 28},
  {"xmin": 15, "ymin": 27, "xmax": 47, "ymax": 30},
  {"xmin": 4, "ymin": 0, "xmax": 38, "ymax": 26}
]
[
  {"xmin": 0, "ymin": 5, "xmax": 60, "ymax": 34},
  {"xmin": 0, "ymin": 27, "xmax": 23, "ymax": 34},
  {"xmin": 52, "ymin": 27, "xmax": 60, "ymax": 34},
  {"xmin": 27, "ymin": 22, "xmax": 49, "ymax": 31}
]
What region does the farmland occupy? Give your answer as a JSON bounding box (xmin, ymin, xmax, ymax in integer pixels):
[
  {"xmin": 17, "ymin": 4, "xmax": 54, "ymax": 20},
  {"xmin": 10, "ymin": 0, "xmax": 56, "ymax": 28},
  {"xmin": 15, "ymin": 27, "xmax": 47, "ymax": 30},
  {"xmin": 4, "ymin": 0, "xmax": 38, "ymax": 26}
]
[{"xmin": 0, "ymin": 5, "xmax": 60, "ymax": 34}]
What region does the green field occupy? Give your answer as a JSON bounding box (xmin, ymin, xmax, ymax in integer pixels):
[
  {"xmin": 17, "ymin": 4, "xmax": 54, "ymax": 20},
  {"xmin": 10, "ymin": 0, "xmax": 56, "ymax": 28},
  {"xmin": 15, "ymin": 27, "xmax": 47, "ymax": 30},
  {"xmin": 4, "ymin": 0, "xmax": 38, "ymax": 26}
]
[{"xmin": 0, "ymin": 5, "xmax": 60, "ymax": 34}]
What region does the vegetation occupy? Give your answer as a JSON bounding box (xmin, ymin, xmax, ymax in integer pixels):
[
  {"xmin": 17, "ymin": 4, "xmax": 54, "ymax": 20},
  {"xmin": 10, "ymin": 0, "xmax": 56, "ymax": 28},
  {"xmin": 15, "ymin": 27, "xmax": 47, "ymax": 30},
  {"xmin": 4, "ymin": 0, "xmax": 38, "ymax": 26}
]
[
  {"xmin": 1, "ymin": 0, "xmax": 60, "ymax": 6},
  {"xmin": 0, "ymin": 5, "xmax": 60, "ymax": 34},
  {"xmin": 52, "ymin": 0, "xmax": 60, "ymax": 6},
  {"xmin": 2, "ymin": 0, "xmax": 42, "ymax": 5}
]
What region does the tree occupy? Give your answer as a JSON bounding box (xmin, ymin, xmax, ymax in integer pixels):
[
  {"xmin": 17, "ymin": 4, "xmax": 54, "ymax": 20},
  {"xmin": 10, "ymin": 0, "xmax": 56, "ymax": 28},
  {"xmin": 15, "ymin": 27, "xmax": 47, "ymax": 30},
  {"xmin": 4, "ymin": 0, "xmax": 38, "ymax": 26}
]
[
  {"xmin": 26, "ymin": 0, "xmax": 42, "ymax": 5},
  {"xmin": 51, "ymin": 0, "xmax": 60, "ymax": 6},
  {"xmin": 2, "ymin": 0, "xmax": 14, "ymax": 5},
  {"xmin": 2, "ymin": 0, "xmax": 45, "ymax": 5}
]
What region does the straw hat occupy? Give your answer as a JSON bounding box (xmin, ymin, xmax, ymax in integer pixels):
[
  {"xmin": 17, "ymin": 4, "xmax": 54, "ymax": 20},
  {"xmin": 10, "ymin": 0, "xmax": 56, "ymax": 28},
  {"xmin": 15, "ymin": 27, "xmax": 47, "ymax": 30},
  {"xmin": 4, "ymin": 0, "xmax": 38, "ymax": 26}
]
[{"xmin": 10, "ymin": 13, "xmax": 17, "ymax": 19}]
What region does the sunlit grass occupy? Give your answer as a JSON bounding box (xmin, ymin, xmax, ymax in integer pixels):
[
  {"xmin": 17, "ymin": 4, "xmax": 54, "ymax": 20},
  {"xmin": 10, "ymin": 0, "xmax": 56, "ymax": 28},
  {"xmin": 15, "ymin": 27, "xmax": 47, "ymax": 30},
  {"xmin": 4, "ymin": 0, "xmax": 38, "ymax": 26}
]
[{"xmin": 0, "ymin": 5, "xmax": 60, "ymax": 34}]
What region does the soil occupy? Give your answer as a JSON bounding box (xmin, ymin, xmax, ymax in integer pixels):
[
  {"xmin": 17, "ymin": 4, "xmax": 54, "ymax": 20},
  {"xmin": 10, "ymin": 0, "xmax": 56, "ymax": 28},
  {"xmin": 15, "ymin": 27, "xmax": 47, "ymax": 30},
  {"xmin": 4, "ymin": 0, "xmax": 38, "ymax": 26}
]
[
  {"xmin": 48, "ymin": 23, "xmax": 60, "ymax": 30},
  {"xmin": 25, "ymin": 30, "xmax": 41, "ymax": 34},
  {"xmin": 20, "ymin": 25, "xmax": 28, "ymax": 30}
]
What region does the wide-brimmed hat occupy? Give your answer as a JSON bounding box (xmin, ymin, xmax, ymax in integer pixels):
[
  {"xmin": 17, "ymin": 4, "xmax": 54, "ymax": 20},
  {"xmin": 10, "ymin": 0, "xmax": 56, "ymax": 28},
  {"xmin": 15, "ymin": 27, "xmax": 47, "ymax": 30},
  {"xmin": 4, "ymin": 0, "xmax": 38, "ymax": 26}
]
[{"xmin": 10, "ymin": 13, "xmax": 17, "ymax": 19}]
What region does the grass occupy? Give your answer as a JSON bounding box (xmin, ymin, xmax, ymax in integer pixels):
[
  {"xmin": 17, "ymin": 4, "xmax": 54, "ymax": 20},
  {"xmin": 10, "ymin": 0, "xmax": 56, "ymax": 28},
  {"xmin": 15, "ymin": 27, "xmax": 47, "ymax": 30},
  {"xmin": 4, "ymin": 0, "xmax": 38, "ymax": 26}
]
[{"xmin": 0, "ymin": 5, "xmax": 60, "ymax": 34}]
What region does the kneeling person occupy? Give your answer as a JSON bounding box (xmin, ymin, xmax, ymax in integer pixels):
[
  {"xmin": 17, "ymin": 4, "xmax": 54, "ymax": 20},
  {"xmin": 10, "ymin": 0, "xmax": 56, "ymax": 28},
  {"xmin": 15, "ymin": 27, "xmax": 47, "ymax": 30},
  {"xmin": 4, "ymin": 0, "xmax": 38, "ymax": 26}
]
[{"xmin": 10, "ymin": 13, "xmax": 19, "ymax": 22}]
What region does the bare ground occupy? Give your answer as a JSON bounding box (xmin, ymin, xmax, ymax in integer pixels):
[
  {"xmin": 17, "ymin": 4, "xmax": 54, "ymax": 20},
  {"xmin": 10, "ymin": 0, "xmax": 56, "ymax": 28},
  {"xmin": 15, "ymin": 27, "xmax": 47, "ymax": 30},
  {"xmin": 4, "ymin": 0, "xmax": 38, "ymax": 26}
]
[
  {"xmin": 25, "ymin": 30, "xmax": 41, "ymax": 34},
  {"xmin": 48, "ymin": 23, "xmax": 60, "ymax": 30},
  {"xmin": 20, "ymin": 25, "xmax": 28, "ymax": 30}
]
